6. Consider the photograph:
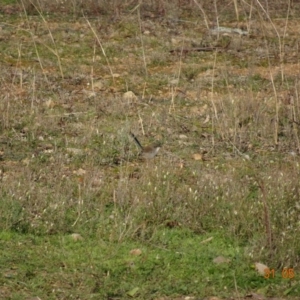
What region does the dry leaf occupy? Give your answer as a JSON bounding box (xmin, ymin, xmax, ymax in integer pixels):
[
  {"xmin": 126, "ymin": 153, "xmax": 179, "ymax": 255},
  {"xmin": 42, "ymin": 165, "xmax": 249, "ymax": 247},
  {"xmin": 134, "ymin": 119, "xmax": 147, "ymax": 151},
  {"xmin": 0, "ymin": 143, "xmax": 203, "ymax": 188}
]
[
  {"xmin": 73, "ymin": 168, "xmax": 86, "ymax": 176},
  {"xmin": 44, "ymin": 99, "xmax": 55, "ymax": 109},
  {"xmin": 129, "ymin": 248, "xmax": 142, "ymax": 256},
  {"xmin": 83, "ymin": 89, "xmax": 96, "ymax": 98},
  {"xmin": 192, "ymin": 153, "xmax": 202, "ymax": 161},
  {"xmin": 203, "ymin": 114, "xmax": 210, "ymax": 124},
  {"xmin": 127, "ymin": 287, "xmax": 139, "ymax": 297},
  {"xmin": 200, "ymin": 237, "xmax": 213, "ymax": 244}
]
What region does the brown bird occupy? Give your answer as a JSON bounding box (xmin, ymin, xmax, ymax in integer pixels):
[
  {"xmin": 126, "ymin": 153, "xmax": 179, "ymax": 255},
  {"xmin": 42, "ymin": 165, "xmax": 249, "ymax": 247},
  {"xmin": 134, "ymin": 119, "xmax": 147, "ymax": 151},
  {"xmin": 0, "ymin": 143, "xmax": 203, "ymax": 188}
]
[{"xmin": 130, "ymin": 132, "xmax": 161, "ymax": 159}]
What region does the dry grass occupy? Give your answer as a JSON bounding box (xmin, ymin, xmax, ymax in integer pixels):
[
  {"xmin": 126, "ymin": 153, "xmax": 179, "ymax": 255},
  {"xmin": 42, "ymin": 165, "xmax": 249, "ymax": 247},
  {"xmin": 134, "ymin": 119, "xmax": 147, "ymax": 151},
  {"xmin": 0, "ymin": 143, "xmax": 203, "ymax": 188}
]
[{"xmin": 0, "ymin": 0, "xmax": 300, "ymax": 298}]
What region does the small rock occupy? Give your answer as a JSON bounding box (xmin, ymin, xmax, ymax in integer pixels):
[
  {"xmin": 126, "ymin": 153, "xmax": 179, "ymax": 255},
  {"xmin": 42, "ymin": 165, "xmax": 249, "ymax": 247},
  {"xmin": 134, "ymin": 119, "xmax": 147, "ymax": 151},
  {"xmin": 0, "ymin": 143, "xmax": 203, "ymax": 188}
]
[
  {"xmin": 93, "ymin": 80, "xmax": 104, "ymax": 90},
  {"xmin": 66, "ymin": 148, "xmax": 85, "ymax": 155},
  {"xmin": 255, "ymin": 262, "xmax": 269, "ymax": 276},
  {"xmin": 71, "ymin": 233, "xmax": 83, "ymax": 241},
  {"xmin": 169, "ymin": 79, "xmax": 179, "ymax": 85},
  {"xmin": 123, "ymin": 91, "xmax": 138, "ymax": 103},
  {"xmin": 213, "ymin": 256, "xmax": 231, "ymax": 264}
]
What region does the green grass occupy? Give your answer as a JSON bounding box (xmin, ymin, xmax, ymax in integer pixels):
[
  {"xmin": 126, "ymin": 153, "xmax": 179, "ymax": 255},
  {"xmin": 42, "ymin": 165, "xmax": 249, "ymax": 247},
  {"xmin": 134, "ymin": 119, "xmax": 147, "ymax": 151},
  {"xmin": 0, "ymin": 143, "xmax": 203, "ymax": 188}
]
[
  {"xmin": 1, "ymin": 0, "xmax": 18, "ymax": 4},
  {"xmin": 1, "ymin": 230, "xmax": 298, "ymax": 299}
]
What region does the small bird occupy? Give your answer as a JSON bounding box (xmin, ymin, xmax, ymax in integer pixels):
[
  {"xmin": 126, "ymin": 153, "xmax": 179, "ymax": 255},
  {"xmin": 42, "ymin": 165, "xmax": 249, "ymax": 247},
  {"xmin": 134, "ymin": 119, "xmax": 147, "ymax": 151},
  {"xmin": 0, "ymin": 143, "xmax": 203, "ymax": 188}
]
[{"xmin": 130, "ymin": 132, "xmax": 161, "ymax": 159}]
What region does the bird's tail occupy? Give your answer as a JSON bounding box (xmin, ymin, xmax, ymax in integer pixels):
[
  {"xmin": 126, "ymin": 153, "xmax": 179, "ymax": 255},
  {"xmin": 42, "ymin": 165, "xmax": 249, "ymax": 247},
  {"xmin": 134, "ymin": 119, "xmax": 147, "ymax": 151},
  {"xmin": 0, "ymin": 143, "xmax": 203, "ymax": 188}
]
[{"xmin": 130, "ymin": 132, "xmax": 143, "ymax": 150}]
